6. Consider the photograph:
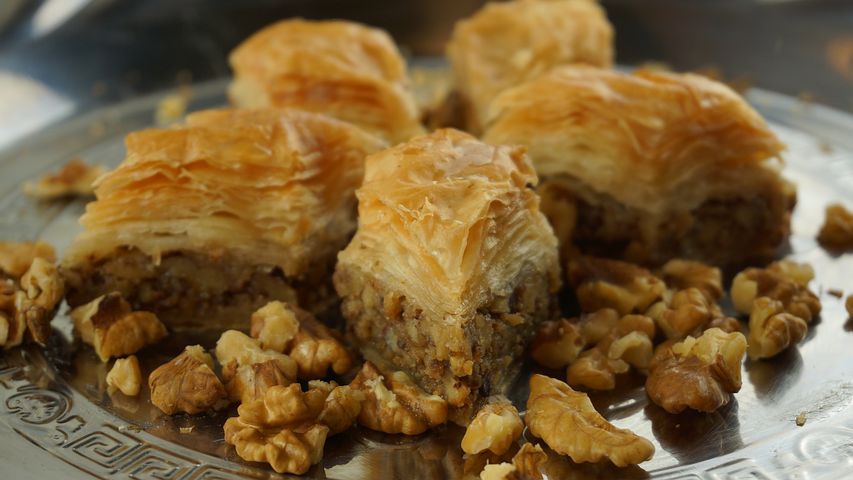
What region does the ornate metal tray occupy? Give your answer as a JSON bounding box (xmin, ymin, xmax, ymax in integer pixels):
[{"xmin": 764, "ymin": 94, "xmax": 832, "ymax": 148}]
[{"xmin": 1, "ymin": 71, "xmax": 853, "ymax": 479}]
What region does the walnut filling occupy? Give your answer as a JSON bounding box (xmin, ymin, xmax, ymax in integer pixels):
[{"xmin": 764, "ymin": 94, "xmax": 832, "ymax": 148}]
[
  {"xmin": 336, "ymin": 263, "xmax": 555, "ymax": 424},
  {"xmin": 539, "ymin": 174, "xmax": 793, "ymax": 266},
  {"xmin": 63, "ymin": 247, "xmax": 336, "ymax": 328}
]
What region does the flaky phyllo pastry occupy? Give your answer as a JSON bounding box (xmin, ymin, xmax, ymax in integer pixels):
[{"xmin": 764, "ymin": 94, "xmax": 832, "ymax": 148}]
[
  {"xmin": 334, "ymin": 129, "xmax": 560, "ymax": 423},
  {"xmin": 446, "ymin": 0, "xmax": 613, "ymax": 133},
  {"xmin": 483, "ymin": 66, "xmax": 794, "ymax": 266},
  {"xmin": 229, "ymin": 19, "xmax": 423, "ymax": 144},
  {"xmin": 63, "ymin": 108, "xmax": 386, "ymax": 326}
]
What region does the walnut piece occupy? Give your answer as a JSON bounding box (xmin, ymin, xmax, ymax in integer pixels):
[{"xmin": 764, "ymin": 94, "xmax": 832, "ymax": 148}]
[
  {"xmin": 23, "ymin": 158, "xmax": 106, "ymax": 199},
  {"xmin": 224, "ymin": 381, "xmax": 362, "ymax": 474},
  {"xmin": 250, "ymin": 302, "xmax": 353, "ymax": 380},
  {"xmin": 250, "ymin": 301, "xmax": 300, "ymax": 352},
  {"xmin": 846, "ymin": 294, "xmax": 853, "ymax": 317},
  {"xmin": 225, "ymin": 360, "xmax": 293, "ymax": 404},
  {"xmin": 817, "ymin": 203, "xmax": 853, "ymax": 250},
  {"xmin": 730, "ymin": 263, "xmax": 821, "ymax": 322},
  {"xmin": 71, "ymin": 292, "xmax": 167, "ymax": 361},
  {"xmin": 216, "ymin": 330, "xmax": 297, "ymax": 381},
  {"xmin": 649, "ymin": 288, "xmax": 715, "ymax": 339},
  {"xmin": 525, "ymin": 374, "xmax": 654, "ymax": 466},
  {"xmin": 646, "ymin": 328, "xmax": 747, "ymax": 413},
  {"xmin": 578, "ymin": 308, "xmax": 620, "ymax": 345},
  {"xmin": 107, "ymin": 355, "xmax": 142, "ymax": 396},
  {"xmin": 17, "ymin": 257, "xmax": 65, "ymax": 345},
  {"xmin": 0, "ymin": 241, "xmax": 55, "ymax": 279},
  {"xmin": 660, "ymin": 259, "xmax": 724, "ymax": 301},
  {"xmin": 569, "ymin": 256, "xmax": 665, "ymax": 315},
  {"xmin": 767, "ymin": 260, "xmax": 815, "ymax": 287},
  {"xmin": 530, "ymin": 319, "xmax": 585, "ymax": 369},
  {"xmin": 461, "ymin": 396, "xmax": 523, "ymax": 455},
  {"xmin": 567, "ymin": 348, "xmax": 629, "ymax": 391},
  {"xmin": 350, "ymin": 362, "xmax": 448, "ymax": 435},
  {"xmin": 479, "ymin": 443, "xmax": 549, "ymax": 480},
  {"xmin": 747, "ymin": 297, "xmax": 808, "ymax": 360},
  {"xmin": 149, "ymin": 345, "xmax": 228, "ymax": 415}
]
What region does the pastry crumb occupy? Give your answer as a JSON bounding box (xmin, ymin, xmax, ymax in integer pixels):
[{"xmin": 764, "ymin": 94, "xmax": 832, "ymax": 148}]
[
  {"xmin": 23, "ymin": 158, "xmax": 105, "ymax": 200},
  {"xmin": 155, "ymin": 87, "xmax": 191, "ymax": 125},
  {"xmin": 796, "ymin": 411, "xmax": 807, "ymax": 427}
]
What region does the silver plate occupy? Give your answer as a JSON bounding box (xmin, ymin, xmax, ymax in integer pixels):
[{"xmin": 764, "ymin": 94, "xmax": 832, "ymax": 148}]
[{"xmin": 2, "ymin": 72, "xmax": 853, "ymax": 480}]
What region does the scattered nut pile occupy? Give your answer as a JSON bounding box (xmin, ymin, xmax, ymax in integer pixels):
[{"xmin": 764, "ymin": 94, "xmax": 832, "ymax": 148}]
[{"xmin": 0, "ymin": 197, "xmax": 850, "ymax": 477}]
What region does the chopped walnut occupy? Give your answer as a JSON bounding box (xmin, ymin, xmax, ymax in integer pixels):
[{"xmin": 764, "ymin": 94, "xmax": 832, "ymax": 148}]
[
  {"xmin": 705, "ymin": 315, "xmax": 743, "ymax": 334},
  {"xmin": 566, "ymin": 348, "xmax": 629, "ymax": 391},
  {"xmin": 606, "ymin": 331, "xmax": 654, "ymax": 370},
  {"xmin": 225, "ymin": 360, "xmax": 294, "ymax": 404},
  {"xmin": 0, "ymin": 241, "xmax": 55, "ymax": 279},
  {"xmin": 17, "ymin": 257, "xmax": 65, "ymax": 345},
  {"xmin": 649, "ymin": 288, "xmax": 715, "ymax": 339},
  {"xmin": 645, "ymin": 328, "xmax": 747, "ymax": 413},
  {"xmin": 224, "ymin": 380, "xmax": 360, "ymax": 474},
  {"xmin": 767, "ymin": 260, "xmax": 815, "ymax": 287},
  {"xmin": 215, "ymin": 330, "xmax": 297, "ymax": 381},
  {"xmin": 149, "ymin": 345, "xmax": 228, "ymax": 415},
  {"xmin": 818, "ymin": 203, "xmax": 853, "ymax": 250},
  {"xmin": 250, "ymin": 303, "xmax": 352, "ymax": 380},
  {"xmin": 106, "ymin": 355, "xmax": 142, "ymax": 396},
  {"xmin": 569, "ymin": 256, "xmax": 665, "ymax": 315},
  {"xmin": 660, "ymin": 259, "xmax": 723, "ymax": 301},
  {"xmin": 350, "ymin": 362, "xmax": 448, "ymax": 435},
  {"xmin": 525, "ymin": 375, "xmax": 654, "ymax": 466},
  {"xmin": 730, "ymin": 263, "xmax": 821, "ymax": 323},
  {"xmin": 461, "ymin": 396, "xmax": 523, "ymax": 455},
  {"xmin": 577, "ymin": 308, "xmax": 620, "ymax": 345},
  {"xmin": 479, "ymin": 463, "xmax": 519, "ymax": 480},
  {"xmin": 846, "ymin": 294, "xmax": 853, "ymax": 317},
  {"xmin": 23, "ymin": 158, "xmax": 106, "ymax": 199},
  {"xmin": 71, "ymin": 292, "xmax": 167, "ymax": 361},
  {"xmin": 0, "ymin": 280, "xmax": 24, "ymax": 348},
  {"xmin": 747, "ymin": 297, "xmax": 808, "ymax": 360},
  {"xmin": 250, "ymin": 301, "xmax": 300, "ymax": 352},
  {"xmin": 530, "ymin": 319, "xmax": 585, "ymax": 369}
]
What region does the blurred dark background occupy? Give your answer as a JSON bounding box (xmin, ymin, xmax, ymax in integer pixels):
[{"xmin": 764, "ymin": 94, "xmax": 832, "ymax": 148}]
[{"xmin": 0, "ymin": 0, "xmax": 851, "ymax": 147}]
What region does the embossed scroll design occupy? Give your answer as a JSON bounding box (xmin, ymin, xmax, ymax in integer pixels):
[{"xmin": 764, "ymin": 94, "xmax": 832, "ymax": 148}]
[{"xmin": 0, "ymin": 352, "xmax": 250, "ymax": 480}]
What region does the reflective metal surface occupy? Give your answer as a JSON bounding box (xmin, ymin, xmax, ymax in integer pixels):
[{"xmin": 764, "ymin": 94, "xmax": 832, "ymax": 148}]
[{"xmin": 1, "ymin": 72, "xmax": 853, "ymax": 479}]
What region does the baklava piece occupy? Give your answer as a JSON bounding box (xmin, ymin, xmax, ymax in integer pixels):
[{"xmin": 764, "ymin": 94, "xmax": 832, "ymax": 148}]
[
  {"xmin": 484, "ymin": 66, "xmax": 794, "ymax": 266},
  {"xmin": 229, "ymin": 19, "xmax": 422, "ymax": 144},
  {"xmin": 334, "ymin": 129, "xmax": 560, "ymax": 422},
  {"xmin": 446, "ymin": 0, "xmax": 613, "ymax": 133},
  {"xmin": 62, "ymin": 109, "xmax": 385, "ymax": 327}
]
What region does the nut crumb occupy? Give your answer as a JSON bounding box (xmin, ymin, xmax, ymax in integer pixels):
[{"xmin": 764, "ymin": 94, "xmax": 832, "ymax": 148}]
[
  {"xmin": 179, "ymin": 426, "xmax": 194, "ymax": 434},
  {"xmin": 646, "ymin": 328, "xmax": 747, "ymax": 413},
  {"xmin": 149, "ymin": 345, "xmax": 228, "ymax": 415},
  {"xmin": 107, "ymin": 355, "xmax": 142, "ymax": 396},
  {"xmin": 23, "ymin": 158, "xmax": 105, "ymax": 200},
  {"xmin": 71, "ymin": 292, "xmax": 167, "ymax": 361},
  {"xmin": 827, "ymin": 288, "xmax": 843, "ymax": 298},
  {"xmin": 818, "ymin": 203, "xmax": 853, "ymax": 250},
  {"xmin": 525, "ymin": 374, "xmax": 654, "ymax": 466},
  {"xmin": 795, "ymin": 411, "xmax": 807, "ymax": 427},
  {"xmin": 351, "ymin": 362, "xmax": 448, "ymax": 435},
  {"xmin": 461, "ymin": 396, "xmax": 523, "ymax": 455},
  {"xmin": 846, "ymin": 295, "xmax": 853, "ymax": 317}
]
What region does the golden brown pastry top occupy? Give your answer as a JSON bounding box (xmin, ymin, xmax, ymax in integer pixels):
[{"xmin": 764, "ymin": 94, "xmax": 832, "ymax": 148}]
[
  {"xmin": 64, "ymin": 108, "xmax": 386, "ymax": 278},
  {"xmin": 229, "ymin": 19, "xmax": 422, "ymax": 144},
  {"xmin": 447, "ymin": 0, "xmax": 613, "ymax": 133},
  {"xmin": 483, "ymin": 66, "xmax": 787, "ymax": 215},
  {"xmin": 337, "ymin": 128, "xmax": 559, "ymax": 321}
]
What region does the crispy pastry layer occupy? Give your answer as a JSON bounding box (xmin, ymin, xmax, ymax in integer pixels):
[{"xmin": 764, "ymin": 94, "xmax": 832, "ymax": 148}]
[
  {"xmin": 484, "ymin": 66, "xmax": 793, "ymax": 265},
  {"xmin": 229, "ymin": 19, "xmax": 423, "ymax": 144},
  {"xmin": 447, "ymin": 0, "xmax": 613, "ymax": 133},
  {"xmin": 63, "ymin": 109, "xmax": 385, "ymax": 324},
  {"xmin": 334, "ymin": 129, "xmax": 560, "ymax": 421}
]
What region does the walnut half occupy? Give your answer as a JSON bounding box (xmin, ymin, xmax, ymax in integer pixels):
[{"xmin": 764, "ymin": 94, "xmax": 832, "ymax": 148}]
[
  {"xmin": 461, "ymin": 396, "xmax": 523, "ymax": 455},
  {"xmin": 568, "ymin": 256, "xmax": 665, "ymax": 315},
  {"xmin": 525, "ymin": 374, "xmax": 654, "ymax": 467},
  {"xmin": 148, "ymin": 345, "xmax": 228, "ymax": 415},
  {"xmin": 71, "ymin": 292, "xmax": 167, "ymax": 361},
  {"xmin": 747, "ymin": 297, "xmax": 808, "ymax": 360},
  {"xmin": 351, "ymin": 362, "xmax": 448, "ymax": 435},
  {"xmin": 730, "ymin": 262, "xmax": 821, "ymax": 323},
  {"xmin": 224, "ymin": 381, "xmax": 362, "ymax": 474},
  {"xmin": 645, "ymin": 328, "xmax": 747, "ymax": 413}
]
